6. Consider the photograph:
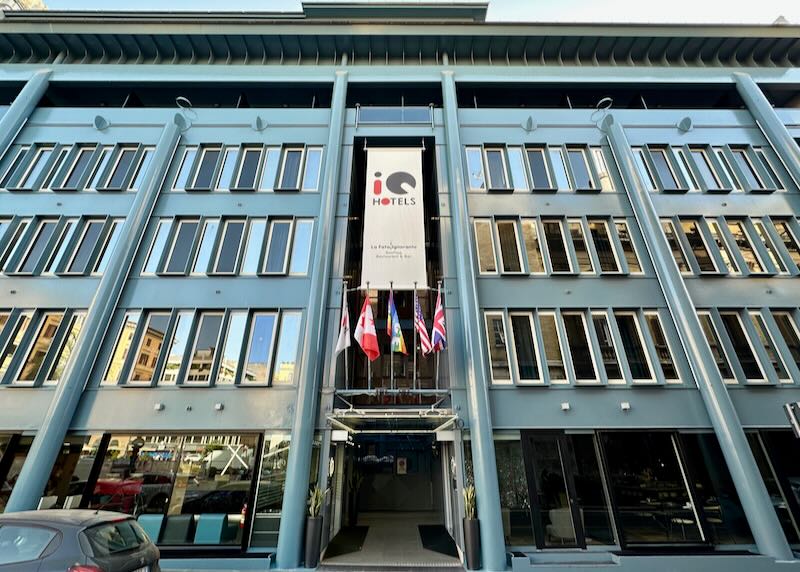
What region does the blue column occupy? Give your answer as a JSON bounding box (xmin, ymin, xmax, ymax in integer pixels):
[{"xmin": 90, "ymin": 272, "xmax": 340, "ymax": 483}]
[
  {"xmin": 441, "ymin": 69, "xmax": 507, "ymax": 572},
  {"xmin": 4, "ymin": 113, "xmax": 185, "ymax": 513},
  {"xmin": 603, "ymin": 113, "xmax": 794, "ymax": 561},
  {"xmin": 0, "ymin": 69, "xmax": 52, "ymax": 157},
  {"xmin": 734, "ymin": 73, "xmax": 800, "ymax": 188},
  {"xmin": 276, "ymin": 68, "xmax": 348, "ymax": 569}
]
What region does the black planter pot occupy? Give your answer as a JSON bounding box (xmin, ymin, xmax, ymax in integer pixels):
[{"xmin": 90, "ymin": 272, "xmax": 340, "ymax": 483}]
[
  {"xmin": 305, "ymin": 516, "xmax": 323, "ymax": 568},
  {"xmin": 463, "ymin": 518, "xmax": 481, "ymax": 570}
]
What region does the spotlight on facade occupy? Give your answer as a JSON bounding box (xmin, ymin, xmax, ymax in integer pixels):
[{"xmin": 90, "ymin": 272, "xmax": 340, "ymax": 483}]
[
  {"xmin": 560, "ymin": 402, "xmax": 571, "ymax": 412},
  {"xmin": 620, "ymin": 402, "xmax": 631, "ymax": 412},
  {"xmin": 153, "ymin": 402, "xmax": 164, "ymax": 412}
]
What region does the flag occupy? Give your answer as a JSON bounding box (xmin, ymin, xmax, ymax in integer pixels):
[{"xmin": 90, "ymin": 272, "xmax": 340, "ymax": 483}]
[
  {"xmin": 431, "ymin": 288, "xmax": 447, "ymax": 352},
  {"xmin": 387, "ymin": 291, "xmax": 407, "ymax": 354},
  {"xmin": 414, "ymin": 291, "xmax": 433, "ymax": 355},
  {"xmin": 335, "ymin": 288, "xmax": 350, "ymax": 355},
  {"xmin": 354, "ymin": 296, "xmax": 380, "ymax": 361}
]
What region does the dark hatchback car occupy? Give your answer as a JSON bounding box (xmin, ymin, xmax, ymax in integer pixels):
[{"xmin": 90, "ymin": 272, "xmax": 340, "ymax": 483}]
[{"xmin": 0, "ymin": 510, "xmax": 160, "ymax": 572}]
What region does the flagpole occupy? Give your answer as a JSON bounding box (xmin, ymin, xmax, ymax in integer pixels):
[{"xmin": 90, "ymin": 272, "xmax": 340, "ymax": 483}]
[
  {"xmin": 366, "ymin": 282, "xmax": 371, "ymax": 391},
  {"xmin": 343, "ymin": 280, "xmax": 349, "ymax": 390},
  {"xmin": 413, "ymin": 282, "xmax": 418, "ymax": 392},
  {"xmin": 389, "ymin": 282, "xmax": 394, "ymax": 392},
  {"xmin": 435, "ymin": 280, "xmax": 441, "ymax": 390}
]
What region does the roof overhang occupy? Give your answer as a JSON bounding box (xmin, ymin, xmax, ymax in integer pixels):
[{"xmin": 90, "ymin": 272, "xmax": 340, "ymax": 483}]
[{"xmin": 329, "ymin": 408, "xmax": 460, "ymax": 434}]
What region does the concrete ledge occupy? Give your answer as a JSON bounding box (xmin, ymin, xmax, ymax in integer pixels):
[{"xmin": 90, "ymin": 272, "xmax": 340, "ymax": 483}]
[
  {"xmin": 511, "ymin": 552, "xmax": 800, "ymax": 572},
  {"xmin": 161, "ymin": 555, "xmax": 271, "ymax": 572}
]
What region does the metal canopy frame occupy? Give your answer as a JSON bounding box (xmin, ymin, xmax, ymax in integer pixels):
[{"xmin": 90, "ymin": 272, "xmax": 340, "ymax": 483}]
[{"xmin": 327, "ymin": 406, "xmax": 459, "ymax": 435}]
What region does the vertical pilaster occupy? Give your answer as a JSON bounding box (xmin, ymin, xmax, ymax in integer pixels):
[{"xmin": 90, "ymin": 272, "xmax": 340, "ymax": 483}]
[
  {"xmin": 276, "ymin": 68, "xmax": 348, "ymax": 569},
  {"xmin": 4, "ymin": 113, "xmax": 185, "ymax": 513},
  {"xmin": 441, "ymin": 69, "xmax": 507, "ymax": 572},
  {"xmin": 0, "ymin": 69, "xmax": 52, "ymax": 158},
  {"xmin": 733, "ymin": 73, "xmax": 800, "ymax": 188},
  {"xmin": 603, "ymin": 113, "xmax": 794, "ymax": 561}
]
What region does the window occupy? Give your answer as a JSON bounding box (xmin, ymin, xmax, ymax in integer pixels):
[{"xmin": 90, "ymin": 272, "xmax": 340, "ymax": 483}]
[
  {"xmin": 649, "ymin": 148, "xmax": 679, "ymax": 191},
  {"xmin": 568, "ymin": 220, "xmax": 593, "ymax": 273},
  {"xmin": 632, "ymin": 148, "xmax": 656, "ymax": 190},
  {"xmin": 510, "ymin": 313, "xmax": 540, "ymax": 382},
  {"xmin": 40, "ymin": 219, "xmax": 76, "ymax": 275},
  {"xmin": 614, "ymin": 312, "xmax": 652, "ymax": 381},
  {"xmin": 588, "ymin": 219, "xmax": 619, "ymax": 273},
  {"xmin": 264, "ymin": 220, "xmax": 293, "ymax": 274},
  {"xmin": 173, "ymin": 147, "xmax": 197, "ymax": 190},
  {"xmin": 289, "ymin": 220, "xmax": 314, "ymax": 275},
  {"xmin": 715, "ymin": 150, "xmax": 739, "ymax": 190},
  {"xmin": 130, "ymin": 147, "xmax": 154, "ymax": 190},
  {"xmin": 592, "ymin": 148, "xmax": 614, "ymax": 192},
  {"xmin": 484, "ymin": 312, "xmax": 511, "ymax": 383},
  {"xmin": 730, "ymin": 148, "xmax": 765, "ymax": 190},
  {"xmin": 128, "ymin": 312, "xmax": 170, "ymax": 384},
  {"xmin": 93, "ymin": 219, "xmax": 123, "ymax": 275},
  {"xmin": 0, "ymin": 219, "xmax": 30, "ymax": 272},
  {"xmin": 614, "ymin": 220, "xmax": 642, "ymax": 273},
  {"xmin": 84, "ymin": 519, "xmax": 147, "ymax": 557},
  {"xmin": 191, "ymin": 219, "xmax": 220, "ymax": 275},
  {"xmin": 105, "ymin": 147, "xmax": 137, "ymax": 190},
  {"xmin": 698, "ymin": 312, "xmax": 735, "ymax": 381},
  {"xmin": 0, "ymin": 146, "xmax": 29, "ymax": 187},
  {"xmin": 191, "ymin": 147, "xmax": 222, "ymax": 189},
  {"xmin": 526, "ymin": 147, "xmax": 551, "ymax": 190},
  {"xmin": 542, "ymin": 220, "xmax": 572, "ymax": 273},
  {"xmin": 241, "ymin": 220, "xmax": 266, "ymax": 275},
  {"xmin": 235, "ymin": 147, "xmax": 262, "ymax": 189},
  {"xmin": 680, "ymin": 220, "xmax": 717, "ymax": 273},
  {"xmin": 243, "ymin": 313, "xmax": 277, "ymax": 384},
  {"xmin": 566, "ymin": 147, "xmax": 594, "ymax": 190},
  {"xmin": 707, "ymin": 220, "xmax": 739, "ymax": 274},
  {"xmin": 259, "ymin": 147, "xmax": 282, "ymax": 190},
  {"xmin": 18, "ymin": 219, "xmax": 58, "ymax": 274},
  {"xmin": 520, "ymin": 219, "xmax": 545, "ymax": 273},
  {"xmin": 563, "ymin": 312, "xmax": 597, "ymax": 381},
  {"xmin": 18, "ymin": 146, "xmax": 54, "ymax": 188},
  {"xmin": 213, "ymin": 220, "xmax": 246, "ymax": 274},
  {"xmin": 66, "ymin": 220, "xmax": 105, "ymax": 274},
  {"xmin": 772, "ymin": 220, "xmax": 800, "ymax": 271},
  {"xmin": 216, "ymin": 147, "xmax": 239, "ymax": 190},
  {"xmin": 0, "ymin": 312, "xmax": 32, "ymax": 378},
  {"xmin": 142, "ymin": 220, "xmax": 172, "ymax": 275},
  {"xmin": 644, "ymin": 312, "xmax": 679, "ymax": 381},
  {"xmin": 277, "ymin": 148, "xmax": 303, "ymax": 190},
  {"xmin": 45, "ymin": 312, "xmax": 85, "ymax": 384},
  {"xmin": 592, "ymin": 312, "xmax": 623, "ymax": 381},
  {"xmin": 755, "ymin": 149, "xmax": 783, "ymax": 189},
  {"xmin": 103, "ymin": 311, "xmax": 140, "ymax": 384},
  {"xmin": 302, "ymin": 147, "xmax": 323, "ymax": 191},
  {"xmin": 272, "ymin": 311, "xmax": 302, "ymax": 384},
  {"xmin": 62, "ymin": 146, "xmax": 96, "ymax": 189},
  {"xmin": 726, "ymin": 221, "xmax": 765, "ymax": 273},
  {"xmin": 690, "ymin": 148, "xmax": 723, "ymax": 191},
  {"xmin": 495, "ymin": 220, "xmax": 523, "ymax": 273},
  {"xmin": 0, "ymin": 524, "xmax": 58, "ymax": 565},
  {"xmin": 720, "ymin": 311, "xmax": 764, "ymax": 381},
  {"xmin": 674, "ymin": 148, "xmax": 699, "ymax": 191},
  {"xmin": 749, "ymin": 311, "xmax": 788, "ymax": 381},
  {"xmin": 548, "ymin": 148, "xmax": 570, "ymax": 190},
  {"xmin": 465, "ymin": 147, "xmax": 486, "ymax": 190},
  {"xmin": 165, "ymin": 220, "xmax": 199, "ymax": 274},
  {"xmin": 485, "ymin": 148, "xmax": 509, "ymax": 190},
  {"xmin": 16, "ymin": 312, "xmax": 63, "ymax": 383},
  {"xmin": 773, "ymin": 311, "xmax": 800, "ymax": 371},
  {"xmin": 217, "ymin": 311, "xmax": 247, "ymax": 384},
  {"xmin": 539, "ymin": 312, "xmax": 566, "ymax": 382},
  {"xmin": 474, "ymin": 220, "xmax": 497, "ymax": 274},
  {"xmin": 661, "ymin": 220, "xmax": 690, "ymax": 273},
  {"xmin": 87, "ymin": 147, "xmax": 113, "ymax": 190},
  {"xmin": 160, "ymin": 311, "xmax": 192, "ymax": 385},
  {"xmin": 752, "ymin": 220, "xmax": 787, "ymax": 273},
  {"xmin": 185, "ymin": 312, "xmax": 224, "ymax": 384},
  {"xmin": 506, "ymin": 147, "xmax": 528, "ymax": 190}
]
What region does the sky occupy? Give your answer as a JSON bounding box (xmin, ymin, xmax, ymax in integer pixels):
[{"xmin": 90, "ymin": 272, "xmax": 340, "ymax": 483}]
[{"xmin": 42, "ymin": 0, "xmax": 800, "ymax": 25}]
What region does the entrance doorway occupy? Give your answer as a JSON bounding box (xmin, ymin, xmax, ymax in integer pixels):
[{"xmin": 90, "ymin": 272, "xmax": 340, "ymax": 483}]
[{"xmin": 323, "ymin": 434, "xmax": 461, "ymax": 567}]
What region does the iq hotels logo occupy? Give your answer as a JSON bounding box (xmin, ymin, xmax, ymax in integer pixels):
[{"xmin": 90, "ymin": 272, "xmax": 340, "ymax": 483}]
[{"xmin": 372, "ymin": 170, "xmax": 417, "ymax": 206}]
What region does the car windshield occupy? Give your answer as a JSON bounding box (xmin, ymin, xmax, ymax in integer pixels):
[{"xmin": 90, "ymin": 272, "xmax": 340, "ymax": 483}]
[
  {"xmin": 0, "ymin": 524, "xmax": 58, "ymax": 565},
  {"xmin": 84, "ymin": 519, "xmax": 147, "ymax": 556}
]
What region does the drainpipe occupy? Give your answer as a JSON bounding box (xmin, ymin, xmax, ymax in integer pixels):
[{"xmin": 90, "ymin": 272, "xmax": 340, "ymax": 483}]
[
  {"xmin": 603, "ymin": 113, "xmax": 794, "ymax": 561},
  {"xmin": 0, "ymin": 69, "xmax": 53, "ymax": 158},
  {"xmin": 4, "ymin": 113, "xmax": 185, "ymax": 513},
  {"xmin": 441, "ymin": 69, "xmax": 507, "ymax": 571},
  {"xmin": 276, "ymin": 67, "xmax": 348, "ymax": 569},
  {"xmin": 733, "ymin": 73, "xmax": 800, "ymax": 189}
]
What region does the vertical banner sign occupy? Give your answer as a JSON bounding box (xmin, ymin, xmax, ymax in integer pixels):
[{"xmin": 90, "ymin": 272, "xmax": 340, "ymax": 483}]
[{"xmin": 360, "ymin": 148, "xmax": 428, "ymax": 290}]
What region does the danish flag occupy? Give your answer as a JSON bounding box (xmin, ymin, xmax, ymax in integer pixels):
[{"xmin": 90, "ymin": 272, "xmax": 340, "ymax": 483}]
[
  {"xmin": 431, "ymin": 289, "xmax": 447, "ymax": 352},
  {"xmin": 354, "ymin": 296, "xmax": 380, "ymax": 361}
]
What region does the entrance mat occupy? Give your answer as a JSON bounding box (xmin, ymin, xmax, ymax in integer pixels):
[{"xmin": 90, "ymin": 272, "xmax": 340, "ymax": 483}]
[
  {"xmin": 324, "ymin": 526, "xmax": 370, "ymax": 559},
  {"xmin": 418, "ymin": 525, "xmax": 459, "ymax": 558}
]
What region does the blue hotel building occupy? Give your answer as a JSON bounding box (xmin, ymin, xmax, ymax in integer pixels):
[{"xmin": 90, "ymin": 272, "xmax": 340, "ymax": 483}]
[{"xmin": 1, "ymin": 3, "xmax": 800, "ymax": 571}]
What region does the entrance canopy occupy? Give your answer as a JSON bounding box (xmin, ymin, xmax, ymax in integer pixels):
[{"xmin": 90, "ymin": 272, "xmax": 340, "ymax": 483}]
[{"xmin": 328, "ymin": 408, "xmax": 459, "ymax": 435}]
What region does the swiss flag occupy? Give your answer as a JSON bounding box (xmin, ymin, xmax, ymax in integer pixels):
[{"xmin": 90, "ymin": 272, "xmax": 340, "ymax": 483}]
[{"xmin": 354, "ymin": 297, "xmax": 380, "ymax": 361}]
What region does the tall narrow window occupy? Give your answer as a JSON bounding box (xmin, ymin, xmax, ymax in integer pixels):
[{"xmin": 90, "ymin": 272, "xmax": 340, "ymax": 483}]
[
  {"xmin": 1, "ymin": 219, "xmax": 30, "ymax": 272},
  {"xmin": 217, "ymin": 148, "xmax": 239, "ymax": 190},
  {"xmin": 18, "ymin": 146, "xmax": 54, "ymax": 188},
  {"xmin": 241, "ymin": 220, "xmax": 267, "ymax": 275},
  {"xmin": 520, "ymin": 219, "xmax": 545, "ymax": 273},
  {"xmin": 649, "ymin": 148, "xmax": 679, "ymax": 190},
  {"xmin": 526, "ymin": 148, "xmax": 551, "ymax": 190},
  {"xmin": 45, "ymin": 312, "xmax": 85, "ymax": 384},
  {"xmin": 66, "ymin": 220, "xmax": 105, "ymax": 274},
  {"xmin": 773, "ymin": 220, "xmax": 800, "ymax": 271},
  {"xmin": 727, "ymin": 221, "xmax": 765, "ymax": 273},
  {"xmin": 542, "ymin": 220, "xmax": 572, "ymax": 273},
  {"xmin": 661, "ymin": 220, "xmax": 690, "ymax": 272},
  {"xmin": 235, "ymin": 148, "xmax": 262, "ymax": 189},
  {"xmin": 93, "ymin": 220, "xmax": 123, "ymax": 275},
  {"xmin": 191, "ymin": 219, "xmax": 219, "ymax": 275},
  {"xmin": 264, "ymin": 220, "xmax": 293, "ymax": 274},
  {"xmin": 0, "ymin": 312, "xmax": 8, "ymax": 334},
  {"xmin": 750, "ymin": 311, "xmax": 788, "ymax": 381},
  {"xmin": 720, "ymin": 311, "xmax": 764, "ymax": 381},
  {"xmin": 485, "ymin": 148, "xmax": 509, "ymax": 190},
  {"xmin": 130, "ymin": 148, "xmax": 154, "ymax": 190},
  {"xmin": 160, "ymin": 311, "xmax": 192, "ymax": 385},
  {"xmin": 633, "ymin": 148, "xmax": 656, "ymax": 190},
  {"xmin": 185, "ymin": 312, "xmax": 224, "ymax": 384},
  {"xmin": 165, "ymin": 220, "xmax": 199, "ymax": 274},
  {"xmin": 192, "ymin": 147, "xmax": 222, "ymax": 189},
  {"xmin": 615, "ymin": 220, "xmax": 642, "ymax": 273},
  {"xmin": 216, "ymin": 311, "xmax": 247, "ymax": 385},
  {"xmin": 563, "ymin": 312, "xmax": 597, "ymax": 381},
  {"xmin": 567, "ymin": 147, "xmax": 594, "ymax": 190},
  {"xmin": 755, "ymin": 149, "xmax": 783, "ymax": 189},
  {"xmin": 278, "ymin": 148, "xmax": 303, "ymax": 190},
  {"xmin": 680, "ymin": 220, "xmax": 717, "ymax": 273},
  {"xmin": 243, "ymin": 312, "xmax": 277, "ymax": 384},
  {"xmin": 259, "ymin": 147, "xmax": 281, "ymax": 190},
  {"xmin": 173, "ymin": 148, "xmax": 197, "ymax": 190},
  {"xmin": 507, "ymin": 147, "xmax": 528, "ymax": 190},
  {"xmin": 731, "ymin": 149, "xmax": 765, "ymax": 190},
  {"xmin": 465, "ymin": 147, "xmax": 486, "ymax": 190},
  {"xmin": 592, "ymin": 148, "xmax": 614, "ymax": 192},
  {"xmin": 272, "ymin": 312, "xmax": 302, "ymax": 385},
  {"xmin": 568, "ymin": 220, "xmax": 593, "ymax": 273},
  {"xmin": 698, "ymin": 312, "xmax": 734, "ymax": 381},
  {"xmin": 707, "ymin": 220, "xmax": 739, "ymax": 274},
  {"xmin": 592, "ymin": 312, "xmax": 623, "ymax": 381},
  {"xmin": 289, "ymin": 220, "xmax": 313, "ymax": 275},
  {"xmin": 87, "ymin": 147, "xmax": 113, "ymax": 190},
  {"xmin": 548, "ymin": 148, "xmax": 570, "ymax": 190},
  {"xmin": 0, "ymin": 312, "xmax": 32, "ymax": 378},
  {"xmin": 1, "ymin": 146, "xmax": 29, "ymax": 187},
  {"xmin": 644, "ymin": 312, "xmax": 679, "ymax": 381},
  {"xmin": 103, "ymin": 311, "xmax": 140, "ymax": 384},
  {"xmin": 16, "ymin": 312, "xmax": 63, "ymax": 383},
  {"xmin": 753, "ymin": 220, "xmax": 787, "ymax": 273},
  {"xmin": 105, "ymin": 147, "xmax": 137, "ymax": 189},
  {"xmin": 539, "ymin": 312, "xmax": 566, "ymax": 382},
  {"xmin": 715, "ymin": 150, "xmax": 740, "ymax": 190},
  {"xmin": 142, "ymin": 220, "xmax": 172, "ymax": 275},
  {"xmin": 62, "ymin": 147, "xmax": 96, "ymax": 189},
  {"xmin": 674, "ymin": 148, "xmax": 699, "ymax": 191},
  {"xmin": 773, "ymin": 311, "xmax": 800, "ymax": 371},
  {"xmin": 213, "ymin": 220, "xmax": 246, "ymax": 274},
  {"xmin": 690, "ymin": 148, "xmax": 722, "ymax": 191},
  {"xmin": 615, "ymin": 312, "xmax": 652, "ymax": 381},
  {"xmin": 484, "ymin": 312, "xmax": 511, "ymax": 382},
  {"xmin": 588, "ymin": 220, "xmax": 619, "ymax": 273},
  {"xmin": 474, "ymin": 220, "xmax": 497, "ymax": 274},
  {"xmin": 302, "ymin": 148, "xmax": 323, "ymax": 191},
  {"xmin": 510, "ymin": 313, "xmax": 539, "ymax": 382},
  {"xmin": 18, "ymin": 220, "xmax": 58, "ymax": 274},
  {"xmin": 128, "ymin": 312, "xmax": 170, "ymax": 384},
  {"xmin": 495, "ymin": 220, "xmax": 522, "ymax": 273},
  {"xmin": 43, "ymin": 149, "xmax": 69, "ymax": 190}
]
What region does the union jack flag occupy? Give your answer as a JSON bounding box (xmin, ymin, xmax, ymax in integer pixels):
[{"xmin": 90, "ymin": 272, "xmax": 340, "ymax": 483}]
[
  {"xmin": 431, "ymin": 288, "xmax": 447, "ymax": 352},
  {"xmin": 414, "ymin": 291, "xmax": 432, "ymax": 355}
]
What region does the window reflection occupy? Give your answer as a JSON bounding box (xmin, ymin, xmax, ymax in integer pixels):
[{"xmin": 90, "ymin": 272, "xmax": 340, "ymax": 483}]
[
  {"xmin": 243, "ymin": 313, "xmax": 277, "ymax": 384},
  {"xmin": 272, "ymin": 312, "xmax": 301, "ymax": 385},
  {"xmin": 17, "ymin": 312, "xmax": 64, "ymax": 383},
  {"xmin": 186, "ymin": 313, "xmax": 224, "ymax": 384},
  {"xmin": 128, "ymin": 313, "xmax": 170, "ymax": 384}
]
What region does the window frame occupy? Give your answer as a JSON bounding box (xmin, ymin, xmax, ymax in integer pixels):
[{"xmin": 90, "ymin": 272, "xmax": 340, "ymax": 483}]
[
  {"xmin": 508, "ymin": 311, "xmax": 542, "ymax": 384},
  {"xmin": 97, "ymin": 145, "xmax": 141, "ymax": 192},
  {"xmin": 643, "ymin": 310, "xmax": 681, "ymax": 384},
  {"xmin": 275, "ymin": 146, "xmax": 306, "ymax": 192},
  {"xmin": 538, "ymin": 310, "xmax": 568, "ymax": 384},
  {"xmin": 687, "ymin": 146, "xmax": 729, "ymax": 193},
  {"xmin": 564, "ymin": 145, "xmax": 598, "ymax": 192},
  {"xmin": 211, "ymin": 218, "xmax": 247, "ymax": 275},
  {"xmin": 124, "ymin": 311, "xmax": 172, "ymax": 386},
  {"xmin": 183, "ymin": 310, "xmax": 225, "ymax": 386},
  {"xmin": 14, "ymin": 144, "xmax": 56, "ymax": 191},
  {"xmin": 524, "ymin": 146, "xmax": 556, "ymax": 192},
  {"xmin": 241, "ymin": 311, "xmax": 280, "ymax": 386},
  {"xmin": 15, "ymin": 218, "xmax": 59, "ymax": 276},
  {"xmin": 62, "ymin": 218, "xmax": 108, "ymax": 276},
  {"xmin": 588, "ymin": 218, "xmax": 621, "ymax": 274},
  {"xmin": 483, "ymin": 310, "xmax": 513, "ymax": 384},
  {"xmin": 494, "ymin": 219, "xmax": 525, "ymax": 275},
  {"xmin": 718, "ymin": 310, "xmax": 767, "ymax": 384},
  {"xmin": 172, "ymin": 146, "xmax": 198, "ymax": 191},
  {"xmin": 473, "ymin": 218, "xmax": 498, "ymax": 275},
  {"xmin": 52, "ymin": 144, "xmax": 97, "ymax": 191},
  {"xmin": 591, "ymin": 310, "xmax": 625, "ymax": 384},
  {"xmin": 12, "ymin": 310, "xmax": 65, "ymax": 385},
  {"xmin": 188, "ymin": 145, "xmax": 224, "ymax": 191},
  {"xmin": 541, "ymin": 218, "xmax": 574, "ymax": 274},
  {"xmin": 614, "ymin": 219, "xmax": 644, "ymax": 275},
  {"xmin": 465, "ymin": 146, "xmax": 486, "ymax": 191},
  {"xmin": 231, "ymin": 145, "xmax": 264, "ymax": 191},
  {"xmin": 162, "ymin": 218, "xmax": 201, "ymax": 276},
  {"xmin": 645, "ymin": 146, "xmax": 685, "ymax": 193},
  {"xmin": 483, "ymin": 146, "xmax": 512, "ymax": 192},
  {"xmin": 262, "ymin": 218, "xmax": 295, "ymax": 275},
  {"xmin": 562, "ymin": 310, "xmax": 600, "ymax": 384},
  {"xmin": 614, "ymin": 310, "xmax": 655, "ymax": 383}
]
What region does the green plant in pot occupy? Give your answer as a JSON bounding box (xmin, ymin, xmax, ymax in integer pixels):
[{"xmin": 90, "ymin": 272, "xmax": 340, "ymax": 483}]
[
  {"xmin": 462, "ymin": 485, "xmax": 481, "ymax": 570},
  {"xmin": 305, "ymin": 485, "xmax": 326, "ymax": 568}
]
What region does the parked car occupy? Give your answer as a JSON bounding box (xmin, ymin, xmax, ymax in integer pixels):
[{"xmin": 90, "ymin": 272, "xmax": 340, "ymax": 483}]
[{"xmin": 0, "ymin": 509, "xmax": 160, "ymax": 572}]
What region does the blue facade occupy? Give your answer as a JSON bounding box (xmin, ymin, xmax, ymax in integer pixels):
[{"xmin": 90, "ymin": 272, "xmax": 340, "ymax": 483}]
[{"xmin": 1, "ymin": 4, "xmax": 800, "ymax": 571}]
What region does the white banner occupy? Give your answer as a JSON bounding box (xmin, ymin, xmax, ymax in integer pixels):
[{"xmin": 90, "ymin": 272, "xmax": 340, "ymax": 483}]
[{"xmin": 360, "ymin": 148, "xmax": 427, "ymax": 290}]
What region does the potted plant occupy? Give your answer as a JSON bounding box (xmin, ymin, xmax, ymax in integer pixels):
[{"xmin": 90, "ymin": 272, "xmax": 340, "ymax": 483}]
[
  {"xmin": 462, "ymin": 485, "xmax": 481, "ymax": 570},
  {"xmin": 305, "ymin": 486, "xmax": 326, "ymax": 568}
]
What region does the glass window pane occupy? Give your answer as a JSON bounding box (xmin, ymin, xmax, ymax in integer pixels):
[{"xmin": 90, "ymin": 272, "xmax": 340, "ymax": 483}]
[
  {"xmin": 16, "ymin": 312, "xmax": 63, "ymax": 382},
  {"xmin": 691, "ymin": 149, "xmax": 721, "ymax": 190},
  {"xmin": 19, "ymin": 147, "xmax": 53, "ymax": 188},
  {"xmin": 526, "ymin": 148, "xmax": 551, "ymax": 189},
  {"xmin": 568, "ymin": 220, "xmax": 593, "ymax": 273},
  {"xmin": 130, "ymin": 148, "xmax": 154, "ymax": 190},
  {"xmin": 633, "ymin": 148, "xmax": 656, "ymax": 190},
  {"xmin": 193, "ymin": 148, "xmax": 221, "ymax": 189},
  {"xmin": 174, "ymin": 148, "xmax": 197, "ymax": 190},
  {"xmin": 19, "ymin": 220, "xmax": 57, "ymax": 273},
  {"xmin": 731, "ymin": 149, "xmax": 763, "ymax": 189},
  {"xmin": 63, "ymin": 148, "xmax": 95, "ymax": 189},
  {"xmin": 563, "ymin": 312, "xmax": 596, "ymax": 381},
  {"xmin": 592, "ymin": 313, "xmax": 622, "ymax": 380},
  {"xmin": 484, "ymin": 313, "xmax": 510, "ymax": 382},
  {"xmin": 0, "ymin": 313, "xmax": 32, "ymax": 378},
  {"xmin": 662, "ymin": 220, "xmax": 690, "ymax": 272},
  {"xmin": 279, "ymin": 149, "xmax": 303, "ymax": 189},
  {"xmin": 272, "ymin": 312, "xmax": 301, "ymax": 385},
  {"xmin": 1, "ymin": 220, "xmax": 30, "ymax": 272},
  {"xmin": 568, "ymin": 434, "xmax": 616, "ymax": 545},
  {"xmin": 474, "ymin": 220, "xmax": 497, "ymax": 273},
  {"xmin": 675, "ymin": 148, "xmax": 699, "ymax": 191},
  {"xmin": 241, "ymin": 220, "xmax": 266, "ymax": 275},
  {"xmin": 750, "ymin": 312, "xmax": 788, "ymax": 380},
  {"xmin": 496, "ymin": 221, "xmax": 522, "ymax": 273},
  {"xmin": 93, "ymin": 220, "xmax": 123, "ymax": 274},
  {"xmin": 186, "ymin": 313, "xmax": 224, "ymax": 384},
  {"xmin": 755, "ymin": 149, "xmax": 782, "ymax": 189},
  {"xmin": 0, "ymin": 524, "xmax": 56, "ymax": 563},
  {"xmin": 128, "ymin": 313, "xmax": 170, "ymax": 383},
  {"xmin": 753, "ymin": 221, "xmax": 786, "ymax": 273},
  {"xmin": 773, "ymin": 312, "xmax": 800, "ymax": 371},
  {"xmin": 495, "ymin": 440, "xmax": 534, "ymax": 545},
  {"xmin": 543, "ymin": 220, "xmax": 571, "ymax": 273},
  {"xmin": 103, "ymin": 311, "xmax": 140, "ymax": 384},
  {"xmin": 87, "ymin": 147, "xmax": 112, "ymax": 190},
  {"xmin": 236, "ymin": 148, "xmax": 261, "ymax": 189},
  {"xmin": 485, "ymin": 149, "xmax": 508, "ymax": 189},
  {"xmin": 259, "ymin": 148, "xmax": 281, "ymax": 190},
  {"xmin": 166, "ymin": 220, "xmax": 199, "ymax": 274},
  {"xmin": 43, "ymin": 221, "xmax": 76, "ymax": 275},
  {"xmin": 567, "ymin": 147, "xmax": 593, "ymax": 189},
  {"xmin": 549, "ymin": 148, "xmax": 570, "ymax": 190},
  {"xmin": 465, "ymin": 147, "xmax": 486, "ymax": 190},
  {"xmin": 289, "ymin": 220, "xmax": 313, "ymax": 275},
  {"xmin": 615, "ymin": 313, "xmax": 651, "ymax": 380},
  {"xmin": 302, "ymin": 148, "xmax": 322, "ymax": 190},
  {"xmin": 1, "ymin": 147, "xmax": 28, "ymax": 187},
  {"xmin": 698, "ymin": 313, "xmax": 734, "ymax": 380},
  {"xmin": 645, "ymin": 313, "xmax": 679, "ymax": 381},
  {"xmin": 747, "ymin": 433, "xmax": 800, "ymax": 543},
  {"xmin": 251, "ymin": 434, "xmax": 292, "ymax": 547},
  {"xmin": 191, "ymin": 219, "xmax": 219, "ymax": 275},
  {"xmin": 727, "ymin": 221, "xmax": 764, "ymax": 273},
  {"xmin": 214, "ymin": 221, "xmax": 245, "ymax": 274},
  {"xmin": 46, "ymin": 312, "xmax": 85, "ymax": 384},
  {"xmin": 217, "ymin": 311, "xmax": 247, "ymax": 385},
  {"xmin": 243, "ymin": 313, "xmax": 277, "ymax": 384},
  {"xmin": 589, "ymin": 220, "xmax": 619, "ymax": 273},
  {"xmin": 592, "ymin": 148, "xmax": 614, "ymax": 192},
  {"xmin": 773, "ymin": 220, "xmax": 800, "ymax": 271},
  {"xmin": 521, "ymin": 219, "xmax": 544, "ymax": 273},
  {"xmin": 540, "ymin": 313, "xmax": 566, "ymax": 381},
  {"xmin": 707, "ymin": 220, "xmax": 739, "ymax": 274},
  {"xmin": 217, "ymin": 148, "xmax": 239, "ymax": 190},
  {"xmin": 615, "ymin": 220, "xmax": 642, "ymax": 273},
  {"xmin": 264, "ymin": 221, "xmax": 292, "ymax": 274},
  {"xmin": 143, "ymin": 220, "xmax": 172, "ymax": 275},
  {"xmin": 507, "ymin": 147, "xmax": 528, "ymax": 190},
  {"xmin": 720, "ymin": 312, "xmax": 764, "ymax": 381},
  {"xmin": 106, "ymin": 148, "xmax": 136, "ymax": 189},
  {"xmin": 524, "ymin": 434, "xmax": 576, "ymax": 546},
  {"xmin": 681, "ymin": 220, "xmax": 716, "ymax": 273},
  {"xmin": 650, "ymin": 148, "xmax": 678, "ymax": 190},
  {"xmin": 510, "ymin": 314, "xmax": 539, "ymax": 381},
  {"xmin": 160, "ymin": 310, "xmax": 192, "ymax": 385},
  {"xmin": 67, "ymin": 221, "xmax": 104, "ymax": 274}
]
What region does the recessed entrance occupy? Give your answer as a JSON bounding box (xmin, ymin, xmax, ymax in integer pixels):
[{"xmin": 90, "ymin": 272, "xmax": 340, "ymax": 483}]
[{"xmin": 323, "ymin": 434, "xmax": 461, "ymax": 568}]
